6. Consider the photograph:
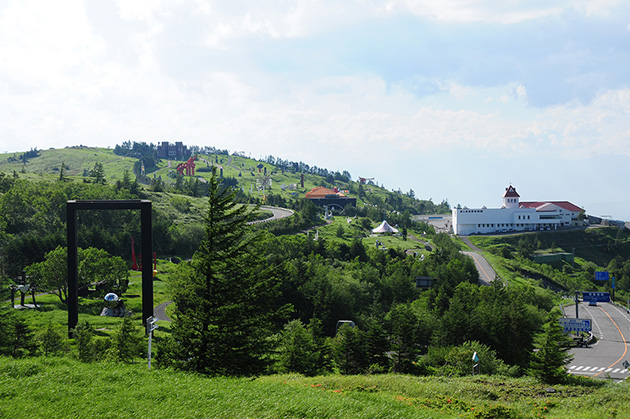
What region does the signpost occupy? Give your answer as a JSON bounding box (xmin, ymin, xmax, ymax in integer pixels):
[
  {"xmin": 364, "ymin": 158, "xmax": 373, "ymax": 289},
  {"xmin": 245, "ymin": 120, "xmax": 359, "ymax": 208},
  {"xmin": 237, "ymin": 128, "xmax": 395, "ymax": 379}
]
[
  {"xmin": 146, "ymin": 316, "xmax": 159, "ymax": 370},
  {"xmin": 472, "ymin": 352, "xmax": 479, "ymax": 376},
  {"xmin": 559, "ymin": 318, "xmax": 592, "ymax": 333},
  {"xmin": 582, "ymin": 292, "xmax": 610, "ymax": 303},
  {"xmin": 595, "ymin": 271, "xmax": 610, "ymax": 281}
]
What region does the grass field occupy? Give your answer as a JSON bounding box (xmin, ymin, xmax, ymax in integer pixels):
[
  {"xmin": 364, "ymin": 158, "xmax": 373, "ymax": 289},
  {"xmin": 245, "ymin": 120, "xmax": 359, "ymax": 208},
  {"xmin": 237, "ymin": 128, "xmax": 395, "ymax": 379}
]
[
  {"xmin": 0, "ymin": 356, "xmax": 627, "ymax": 418},
  {"xmin": 0, "ymin": 147, "xmax": 428, "ymax": 214}
]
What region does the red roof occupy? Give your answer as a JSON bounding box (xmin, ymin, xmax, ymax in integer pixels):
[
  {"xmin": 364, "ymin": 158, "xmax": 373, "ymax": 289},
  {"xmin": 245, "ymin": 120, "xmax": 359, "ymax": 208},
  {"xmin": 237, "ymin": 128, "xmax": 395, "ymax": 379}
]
[
  {"xmin": 519, "ymin": 201, "xmax": 583, "ymax": 212},
  {"xmin": 305, "ymin": 186, "xmax": 346, "ymax": 199},
  {"xmin": 502, "ymin": 185, "xmax": 520, "ymax": 198}
]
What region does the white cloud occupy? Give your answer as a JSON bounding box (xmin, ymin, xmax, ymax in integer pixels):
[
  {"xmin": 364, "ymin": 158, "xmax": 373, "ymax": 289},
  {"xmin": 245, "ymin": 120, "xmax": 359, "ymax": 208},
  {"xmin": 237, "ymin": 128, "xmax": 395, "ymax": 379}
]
[
  {"xmin": 0, "ymin": 0, "xmax": 628, "ymax": 169},
  {"xmin": 382, "ymin": 0, "xmax": 630, "ymax": 23},
  {"xmin": 0, "ymin": 0, "xmax": 102, "ymax": 84}
]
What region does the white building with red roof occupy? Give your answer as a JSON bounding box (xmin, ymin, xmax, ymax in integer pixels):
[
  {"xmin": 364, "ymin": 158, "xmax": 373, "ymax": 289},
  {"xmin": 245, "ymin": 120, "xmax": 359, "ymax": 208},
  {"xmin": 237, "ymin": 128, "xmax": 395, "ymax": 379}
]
[{"xmin": 452, "ymin": 185, "xmax": 584, "ymax": 236}]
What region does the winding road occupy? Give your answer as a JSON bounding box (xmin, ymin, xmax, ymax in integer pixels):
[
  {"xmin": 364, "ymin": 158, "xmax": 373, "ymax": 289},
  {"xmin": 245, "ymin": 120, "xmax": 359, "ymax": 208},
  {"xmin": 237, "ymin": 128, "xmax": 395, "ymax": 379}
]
[
  {"xmin": 460, "ymin": 236, "xmax": 497, "ymax": 285},
  {"xmin": 565, "ymin": 301, "xmax": 630, "ymax": 382},
  {"xmin": 247, "ymin": 206, "xmax": 294, "ymax": 225}
]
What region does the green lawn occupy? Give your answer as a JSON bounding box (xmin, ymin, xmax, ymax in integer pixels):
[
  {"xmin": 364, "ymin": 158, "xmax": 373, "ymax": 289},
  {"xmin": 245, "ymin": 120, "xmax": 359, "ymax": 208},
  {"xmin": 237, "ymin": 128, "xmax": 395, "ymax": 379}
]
[
  {"xmin": 307, "ymin": 216, "xmax": 432, "ymax": 257},
  {"xmin": 0, "ymin": 356, "xmax": 627, "ymax": 418},
  {"xmin": 7, "ymin": 261, "xmax": 174, "ymax": 339}
]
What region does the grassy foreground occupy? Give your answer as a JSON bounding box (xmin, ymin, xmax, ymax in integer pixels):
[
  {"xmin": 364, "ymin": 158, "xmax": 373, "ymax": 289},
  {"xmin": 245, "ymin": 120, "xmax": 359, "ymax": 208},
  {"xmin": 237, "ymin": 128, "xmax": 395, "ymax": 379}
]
[{"xmin": 0, "ymin": 357, "xmax": 627, "ymax": 418}]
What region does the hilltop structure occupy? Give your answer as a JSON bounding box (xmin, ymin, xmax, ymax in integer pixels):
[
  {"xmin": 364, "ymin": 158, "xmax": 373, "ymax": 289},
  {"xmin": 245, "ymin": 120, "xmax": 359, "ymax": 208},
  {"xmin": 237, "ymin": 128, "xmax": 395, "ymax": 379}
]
[
  {"xmin": 452, "ymin": 185, "xmax": 584, "ymax": 236},
  {"xmin": 157, "ymin": 141, "xmax": 191, "ymax": 160},
  {"xmin": 305, "ymin": 186, "xmax": 356, "ymax": 209}
]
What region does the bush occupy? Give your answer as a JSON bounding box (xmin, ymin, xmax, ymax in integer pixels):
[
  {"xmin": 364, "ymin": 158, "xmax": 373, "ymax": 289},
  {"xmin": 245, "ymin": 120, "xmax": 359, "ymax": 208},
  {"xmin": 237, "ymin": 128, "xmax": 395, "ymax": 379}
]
[
  {"xmin": 420, "ymin": 341, "xmax": 516, "ymax": 377},
  {"xmin": 36, "ymin": 320, "xmax": 67, "ymax": 357}
]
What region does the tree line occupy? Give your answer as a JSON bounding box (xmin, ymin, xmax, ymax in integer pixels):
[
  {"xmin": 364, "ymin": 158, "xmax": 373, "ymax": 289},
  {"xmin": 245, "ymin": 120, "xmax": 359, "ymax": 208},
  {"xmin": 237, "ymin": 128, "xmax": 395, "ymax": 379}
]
[
  {"xmin": 0, "ymin": 167, "xmax": 572, "ymax": 384},
  {"xmin": 156, "ymin": 169, "xmax": 565, "ymax": 382}
]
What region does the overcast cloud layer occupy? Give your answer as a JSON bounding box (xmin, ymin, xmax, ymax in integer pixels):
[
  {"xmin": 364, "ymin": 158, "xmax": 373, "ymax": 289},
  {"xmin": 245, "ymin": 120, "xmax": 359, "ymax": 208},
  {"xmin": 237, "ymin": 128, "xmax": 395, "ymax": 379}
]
[{"xmin": 1, "ymin": 0, "xmax": 629, "ymax": 219}]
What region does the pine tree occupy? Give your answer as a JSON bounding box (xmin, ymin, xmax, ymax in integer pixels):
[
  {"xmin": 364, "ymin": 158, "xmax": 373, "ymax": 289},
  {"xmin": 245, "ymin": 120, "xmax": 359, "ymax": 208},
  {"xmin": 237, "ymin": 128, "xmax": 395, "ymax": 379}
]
[
  {"xmin": 161, "ymin": 167, "xmax": 287, "ymax": 375},
  {"xmin": 276, "ymin": 319, "xmax": 318, "ymax": 375},
  {"xmin": 333, "ymin": 324, "xmax": 366, "ymax": 374},
  {"xmin": 528, "ymin": 317, "xmax": 573, "ymax": 384},
  {"xmin": 92, "ymin": 162, "xmax": 106, "ymax": 184},
  {"xmin": 38, "ymin": 320, "xmax": 65, "ymax": 357},
  {"xmin": 0, "ymin": 311, "xmax": 35, "ymax": 358},
  {"xmin": 73, "ymin": 321, "xmax": 95, "ymax": 363},
  {"xmin": 114, "ymin": 317, "xmax": 143, "ymax": 363}
]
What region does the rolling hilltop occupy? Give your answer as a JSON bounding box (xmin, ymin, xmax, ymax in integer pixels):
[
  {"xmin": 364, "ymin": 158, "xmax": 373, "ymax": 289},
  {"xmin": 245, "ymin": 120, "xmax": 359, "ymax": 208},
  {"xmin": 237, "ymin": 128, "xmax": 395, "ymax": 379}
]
[{"xmin": 0, "ymin": 144, "xmax": 449, "ymax": 216}]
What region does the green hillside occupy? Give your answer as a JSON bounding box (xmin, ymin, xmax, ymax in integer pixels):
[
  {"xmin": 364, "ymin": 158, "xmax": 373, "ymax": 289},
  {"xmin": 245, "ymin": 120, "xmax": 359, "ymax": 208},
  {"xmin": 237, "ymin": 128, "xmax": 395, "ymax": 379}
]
[
  {"xmin": 0, "ymin": 145, "xmax": 449, "ymax": 217},
  {"xmin": 466, "ymin": 227, "xmax": 630, "ymax": 298},
  {"xmin": 0, "ymin": 147, "xmax": 135, "ymax": 183}
]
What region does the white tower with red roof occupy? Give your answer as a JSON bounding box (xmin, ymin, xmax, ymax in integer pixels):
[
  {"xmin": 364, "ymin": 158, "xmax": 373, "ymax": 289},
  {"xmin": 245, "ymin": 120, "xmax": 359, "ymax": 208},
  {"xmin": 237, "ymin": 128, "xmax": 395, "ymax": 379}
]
[{"xmin": 502, "ymin": 185, "xmax": 520, "ymax": 209}]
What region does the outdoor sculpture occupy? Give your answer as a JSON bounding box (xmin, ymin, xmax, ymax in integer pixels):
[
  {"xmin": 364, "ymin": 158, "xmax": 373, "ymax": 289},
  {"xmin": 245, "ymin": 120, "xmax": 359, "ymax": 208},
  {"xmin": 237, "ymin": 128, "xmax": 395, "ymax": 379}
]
[
  {"xmin": 100, "ymin": 292, "xmax": 129, "ymax": 317},
  {"xmin": 176, "ymin": 155, "xmax": 197, "ymax": 176}
]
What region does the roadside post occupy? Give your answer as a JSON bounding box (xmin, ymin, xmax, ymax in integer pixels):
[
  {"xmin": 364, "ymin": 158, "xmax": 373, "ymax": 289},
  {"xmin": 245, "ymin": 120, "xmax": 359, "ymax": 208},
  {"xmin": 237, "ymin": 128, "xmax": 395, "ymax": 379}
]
[
  {"xmin": 146, "ymin": 316, "xmax": 159, "ymax": 370},
  {"xmin": 575, "ymin": 291, "xmax": 579, "ymax": 319},
  {"xmin": 472, "ymin": 352, "xmax": 479, "ymax": 376}
]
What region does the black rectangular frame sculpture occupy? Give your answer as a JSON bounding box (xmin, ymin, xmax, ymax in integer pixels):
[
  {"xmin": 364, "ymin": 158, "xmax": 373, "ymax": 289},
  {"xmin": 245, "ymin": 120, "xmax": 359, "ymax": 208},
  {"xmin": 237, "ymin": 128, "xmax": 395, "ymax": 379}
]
[{"xmin": 67, "ymin": 200, "xmax": 153, "ymax": 337}]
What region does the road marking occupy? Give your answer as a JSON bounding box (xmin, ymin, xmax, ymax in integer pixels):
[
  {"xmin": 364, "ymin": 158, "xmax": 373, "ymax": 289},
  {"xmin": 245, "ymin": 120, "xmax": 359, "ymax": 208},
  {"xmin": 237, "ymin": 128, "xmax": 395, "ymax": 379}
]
[
  {"xmin": 467, "ymin": 252, "xmax": 493, "ymax": 283},
  {"xmin": 593, "ymin": 305, "xmax": 628, "ymax": 378},
  {"xmin": 569, "ymin": 366, "xmax": 628, "ymax": 374},
  {"xmin": 582, "ymin": 304, "xmax": 603, "ymax": 338}
]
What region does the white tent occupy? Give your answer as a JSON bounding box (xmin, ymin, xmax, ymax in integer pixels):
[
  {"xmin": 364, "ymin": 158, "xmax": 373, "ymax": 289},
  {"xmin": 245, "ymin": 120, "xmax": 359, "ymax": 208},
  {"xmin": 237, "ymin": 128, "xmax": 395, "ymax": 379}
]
[{"xmin": 372, "ymin": 220, "xmax": 399, "ymax": 234}]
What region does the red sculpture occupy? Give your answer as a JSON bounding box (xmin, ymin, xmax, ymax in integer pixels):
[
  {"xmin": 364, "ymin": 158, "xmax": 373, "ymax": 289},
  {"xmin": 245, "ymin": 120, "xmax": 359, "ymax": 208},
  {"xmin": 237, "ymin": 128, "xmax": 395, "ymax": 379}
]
[
  {"xmin": 176, "ymin": 155, "xmax": 197, "ymax": 176},
  {"xmin": 131, "ymin": 236, "xmax": 138, "ymax": 271}
]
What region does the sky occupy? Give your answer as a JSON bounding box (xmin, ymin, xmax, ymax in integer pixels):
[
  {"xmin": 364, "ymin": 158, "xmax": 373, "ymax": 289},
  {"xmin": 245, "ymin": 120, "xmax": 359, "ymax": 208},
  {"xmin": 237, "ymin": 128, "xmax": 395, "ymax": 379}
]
[{"xmin": 1, "ymin": 0, "xmax": 630, "ymax": 219}]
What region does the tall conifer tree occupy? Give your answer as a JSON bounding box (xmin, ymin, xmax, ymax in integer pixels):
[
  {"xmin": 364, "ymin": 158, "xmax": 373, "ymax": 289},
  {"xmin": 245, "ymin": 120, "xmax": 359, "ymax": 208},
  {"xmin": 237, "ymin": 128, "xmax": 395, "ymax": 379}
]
[{"xmin": 161, "ymin": 168, "xmax": 286, "ymax": 375}]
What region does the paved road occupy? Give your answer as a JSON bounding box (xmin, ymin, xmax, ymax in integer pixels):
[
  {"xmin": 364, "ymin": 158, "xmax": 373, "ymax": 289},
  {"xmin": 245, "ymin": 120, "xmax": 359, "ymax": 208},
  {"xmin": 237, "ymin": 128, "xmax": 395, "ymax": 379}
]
[
  {"xmin": 566, "ymin": 302, "xmax": 630, "ymax": 381},
  {"xmin": 247, "ymin": 205, "xmax": 294, "ymax": 224},
  {"xmin": 459, "ymin": 237, "xmax": 497, "ymax": 285},
  {"xmin": 154, "ymin": 300, "xmax": 172, "ymax": 322},
  {"xmin": 461, "ymin": 251, "xmax": 496, "ymax": 285}
]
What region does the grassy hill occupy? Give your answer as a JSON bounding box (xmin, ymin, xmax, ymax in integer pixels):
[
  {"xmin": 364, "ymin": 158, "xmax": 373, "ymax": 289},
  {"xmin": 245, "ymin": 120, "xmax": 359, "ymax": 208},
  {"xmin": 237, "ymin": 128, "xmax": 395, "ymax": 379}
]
[
  {"xmin": 461, "ymin": 227, "xmax": 630, "ymax": 297},
  {"xmin": 468, "ymin": 227, "xmax": 630, "ymax": 268},
  {"xmin": 0, "ymin": 146, "xmax": 135, "ymax": 183},
  {"xmin": 0, "ymin": 146, "xmax": 448, "ymax": 216},
  {"xmin": 0, "ymin": 355, "xmax": 624, "ymax": 419}
]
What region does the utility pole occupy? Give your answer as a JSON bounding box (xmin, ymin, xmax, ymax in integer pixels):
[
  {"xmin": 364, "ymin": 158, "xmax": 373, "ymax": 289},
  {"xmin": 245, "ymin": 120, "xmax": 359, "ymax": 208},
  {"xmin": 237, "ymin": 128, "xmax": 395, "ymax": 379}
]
[{"xmin": 575, "ymin": 290, "xmax": 579, "ymax": 319}]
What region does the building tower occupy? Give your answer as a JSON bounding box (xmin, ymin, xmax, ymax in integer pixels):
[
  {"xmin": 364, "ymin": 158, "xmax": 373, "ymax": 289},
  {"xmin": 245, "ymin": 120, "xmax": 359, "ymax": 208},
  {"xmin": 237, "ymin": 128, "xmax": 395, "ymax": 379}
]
[{"xmin": 502, "ymin": 185, "xmax": 520, "ymax": 209}]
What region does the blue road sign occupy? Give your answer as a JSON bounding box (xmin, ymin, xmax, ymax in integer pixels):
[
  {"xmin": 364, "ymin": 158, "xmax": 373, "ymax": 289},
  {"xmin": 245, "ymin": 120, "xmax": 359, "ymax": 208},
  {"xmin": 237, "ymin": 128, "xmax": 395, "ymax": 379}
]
[
  {"xmin": 583, "ymin": 292, "xmax": 610, "ymax": 302},
  {"xmin": 559, "ymin": 318, "xmax": 592, "ymax": 333},
  {"xmin": 595, "ymin": 271, "xmax": 610, "ymax": 281}
]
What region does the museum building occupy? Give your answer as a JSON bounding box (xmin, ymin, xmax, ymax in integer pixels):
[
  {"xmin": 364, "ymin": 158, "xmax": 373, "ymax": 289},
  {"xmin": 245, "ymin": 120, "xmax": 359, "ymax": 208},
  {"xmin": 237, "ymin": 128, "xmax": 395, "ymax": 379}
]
[{"xmin": 451, "ymin": 185, "xmax": 584, "ymax": 236}]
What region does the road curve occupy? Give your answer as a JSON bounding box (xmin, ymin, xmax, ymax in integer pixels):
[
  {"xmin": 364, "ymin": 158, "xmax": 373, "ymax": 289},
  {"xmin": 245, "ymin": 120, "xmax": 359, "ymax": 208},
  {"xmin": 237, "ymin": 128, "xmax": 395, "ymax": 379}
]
[
  {"xmin": 154, "ymin": 300, "xmax": 172, "ymax": 322},
  {"xmin": 566, "ymin": 301, "xmax": 630, "ymax": 381},
  {"xmin": 459, "ymin": 236, "xmax": 497, "ymax": 285},
  {"xmin": 248, "ymin": 206, "xmax": 294, "ymax": 224}
]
